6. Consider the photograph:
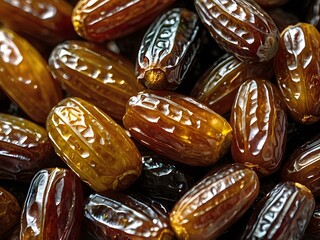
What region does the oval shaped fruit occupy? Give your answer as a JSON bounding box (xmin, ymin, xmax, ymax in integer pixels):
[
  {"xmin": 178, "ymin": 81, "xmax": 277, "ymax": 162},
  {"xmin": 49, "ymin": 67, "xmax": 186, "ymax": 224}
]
[
  {"xmin": 72, "ymin": 0, "xmax": 176, "ymax": 42},
  {"xmin": 230, "ymin": 79, "xmax": 287, "ymax": 176},
  {"xmin": 0, "ymin": 27, "xmax": 63, "ymax": 123},
  {"xmin": 123, "ymin": 90, "xmax": 233, "ymax": 166},
  {"xmin": 0, "ymin": 113, "xmax": 53, "ymax": 181},
  {"xmin": 274, "ymin": 22, "xmax": 320, "ymax": 124},
  {"xmin": 20, "ymin": 168, "xmax": 83, "ymax": 240},
  {"xmin": 136, "ymin": 8, "xmax": 200, "ymax": 90},
  {"xmin": 242, "ymin": 182, "xmax": 315, "ymax": 240},
  {"xmin": 194, "ymin": 0, "xmax": 279, "ymax": 63},
  {"xmin": 84, "ymin": 192, "xmax": 175, "ymax": 240},
  {"xmin": 46, "ymin": 97, "xmax": 142, "ymax": 192},
  {"xmin": 170, "ymin": 163, "xmax": 259, "ymax": 240},
  {"xmin": 49, "ymin": 40, "xmax": 144, "ymax": 121}
]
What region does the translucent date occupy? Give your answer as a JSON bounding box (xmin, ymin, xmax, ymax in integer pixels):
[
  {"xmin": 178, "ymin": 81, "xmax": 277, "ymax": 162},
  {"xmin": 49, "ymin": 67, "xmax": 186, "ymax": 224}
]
[
  {"xmin": 0, "ymin": 27, "xmax": 63, "ymax": 123},
  {"xmin": 136, "ymin": 8, "xmax": 200, "ymax": 90},
  {"xmin": 72, "ymin": 0, "xmax": 176, "ymax": 42},
  {"xmin": 230, "ymin": 79, "xmax": 287, "ymax": 176},
  {"xmin": 49, "ymin": 40, "xmax": 144, "ymax": 121},
  {"xmin": 46, "ymin": 97, "xmax": 142, "ymax": 192},
  {"xmin": 20, "ymin": 168, "xmax": 83, "ymax": 240},
  {"xmin": 170, "ymin": 163, "xmax": 259, "ymax": 240},
  {"xmin": 84, "ymin": 192, "xmax": 175, "ymax": 240},
  {"xmin": 194, "ymin": 0, "xmax": 279, "ymax": 63},
  {"xmin": 123, "ymin": 90, "xmax": 233, "ymax": 166},
  {"xmin": 0, "ymin": 113, "xmax": 53, "ymax": 181},
  {"xmin": 274, "ymin": 23, "xmax": 320, "ymax": 124},
  {"xmin": 242, "ymin": 182, "xmax": 315, "ymax": 240}
]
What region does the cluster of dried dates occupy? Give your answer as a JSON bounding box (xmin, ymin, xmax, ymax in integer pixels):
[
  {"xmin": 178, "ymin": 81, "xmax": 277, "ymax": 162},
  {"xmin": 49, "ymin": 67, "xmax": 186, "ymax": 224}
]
[{"xmin": 0, "ymin": 0, "xmax": 320, "ymax": 239}]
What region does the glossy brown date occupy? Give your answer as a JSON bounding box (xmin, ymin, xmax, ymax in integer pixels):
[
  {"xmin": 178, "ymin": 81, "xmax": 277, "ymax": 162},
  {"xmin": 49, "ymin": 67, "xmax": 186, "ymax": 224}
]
[
  {"xmin": 46, "ymin": 97, "xmax": 142, "ymax": 192},
  {"xmin": 123, "ymin": 90, "xmax": 233, "ymax": 166},
  {"xmin": 49, "ymin": 40, "xmax": 144, "ymax": 121},
  {"xmin": 170, "ymin": 163, "xmax": 259, "ymax": 240},
  {"xmin": 84, "ymin": 192, "xmax": 175, "ymax": 240},
  {"xmin": 136, "ymin": 8, "xmax": 200, "ymax": 90},
  {"xmin": 305, "ymin": 202, "xmax": 320, "ymax": 239},
  {"xmin": 72, "ymin": 0, "xmax": 176, "ymax": 42},
  {"xmin": 242, "ymin": 182, "xmax": 315, "ymax": 239},
  {"xmin": 194, "ymin": 0, "xmax": 279, "ymax": 63},
  {"xmin": 20, "ymin": 168, "xmax": 83, "ymax": 240},
  {"xmin": 230, "ymin": 79, "xmax": 287, "ymax": 176},
  {"xmin": 274, "ymin": 23, "xmax": 320, "ymax": 124}
]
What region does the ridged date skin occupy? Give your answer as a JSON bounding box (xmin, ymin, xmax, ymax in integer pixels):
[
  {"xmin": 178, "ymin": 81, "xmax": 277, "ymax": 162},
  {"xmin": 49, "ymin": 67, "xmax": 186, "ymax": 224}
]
[
  {"xmin": 307, "ymin": 0, "xmax": 320, "ymax": 30},
  {"xmin": 20, "ymin": 168, "xmax": 84, "ymax": 240},
  {"xmin": 194, "ymin": 0, "xmax": 279, "ymax": 63},
  {"xmin": 274, "ymin": 23, "xmax": 320, "ymax": 124},
  {"xmin": 123, "ymin": 90, "xmax": 233, "ymax": 166},
  {"xmin": 191, "ymin": 54, "xmax": 274, "ymax": 115},
  {"xmin": 0, "ymin": 187, "xmax": 20, "ymax": 237},
  {"xmin": 0, "ymin": 113, "xmax": 53, "ymax": 181},
  {"xmin": 84, "ymin": 192, "xmax": 175, "ymax": 240},
  {"xmin": 170, "ymin": 163, "xmax": 259, "ymax": 240},
  {"xmin": 242, "ymin": 182, "xmax": 315, "ymax": 240},
  {"xmin": 72, "ymin": 0, "xmax": 176, "ymax": 42},
  {"xmin": 0, "ymin": 27, "xmax": 63, "ymax": 123},
  {"xmin": 46, "ymin": 97, "xmax": 142, "ymax": 192},
  {"xmin": 230, "ymin": 79, "xmax": 287, "ymax": 176},
  {"xmin": 136, "ymin": 8, "xmax": 200, "ymax": 90},
  {"xmin": 253, "ymin": 0, "xmax": 288, "ymax": 8},
  {"xmin": 282, "ymin": 134, "xmax": 320, "ymax": 197},
  {"xmin": 49, "ymin": 40, "xmax": 144, "ymax": 121},
  {"xmin": 0, "ymin": 0, "xmax": 75, "ymax": 45}
]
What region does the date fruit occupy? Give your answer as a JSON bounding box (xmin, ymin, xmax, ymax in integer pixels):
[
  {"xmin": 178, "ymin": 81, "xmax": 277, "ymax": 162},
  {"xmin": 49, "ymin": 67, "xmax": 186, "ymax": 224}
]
[
  {"xmin": 254, "ymin": 0, "xmax": 289, "ymax": 8},
  {"xmin": 46, "ymin": 97, "xmax": 142, "ymax": 192},
  {"xmin": 307, "ymin": 0, "xmax": 320, "ymax": 30}
]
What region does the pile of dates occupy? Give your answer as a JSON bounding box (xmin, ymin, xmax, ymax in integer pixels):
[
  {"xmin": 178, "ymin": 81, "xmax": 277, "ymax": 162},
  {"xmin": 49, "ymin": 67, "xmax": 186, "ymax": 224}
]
[{"xmin": 0, "ymin": 0, "xmax": 320, "ymax": 239}]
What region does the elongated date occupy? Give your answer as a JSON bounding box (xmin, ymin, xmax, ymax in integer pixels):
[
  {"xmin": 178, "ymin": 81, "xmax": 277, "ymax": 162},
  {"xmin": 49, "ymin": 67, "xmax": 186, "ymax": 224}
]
[
  {"xmin": 46, "ymin": 97, "xmax": 142, "ymax": 192},
  {"xmin": 49, "ymin": 40, "xmax": 144, "ymax": 121},
  {"xmin": 230, "ymin": 79, "xmax": 287, "ymax": 176},
  {"xmin": 170, "ymin": 163, "xmax": 259, "ymax": 240},
  {"xmin": 123, "ymin": 90, "xmax": 233, "ymax": 166},
  {"xmin": 137, "ymin": 8, "xmax": 200, "ymax": 90},
  {"xmin": 194, "ymin": 0, "xmax": 279, "ymax": 63},
  {"xmin": 20, "ymin": 168, "xmax": 84, "ymax": 240}
]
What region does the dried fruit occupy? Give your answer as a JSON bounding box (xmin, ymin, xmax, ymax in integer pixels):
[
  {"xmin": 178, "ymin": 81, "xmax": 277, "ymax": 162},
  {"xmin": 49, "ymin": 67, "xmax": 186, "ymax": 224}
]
[
  {"xmin": 254, "ymin": 0, "xmax": 289, "ymax": 8},
  {"xmin": 305, "ymin": 202, "xmax": 320, "ymax": 239}
]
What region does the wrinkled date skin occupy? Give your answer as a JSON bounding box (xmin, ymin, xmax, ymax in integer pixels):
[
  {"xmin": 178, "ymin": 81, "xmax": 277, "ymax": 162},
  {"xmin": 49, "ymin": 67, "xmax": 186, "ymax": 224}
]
[
  {"xmin": 72, "ymin": 0, "xmax": 176, "ymax": 42},
  {"xmin": 0, "ymin": 187, "xmax": 21, "ymax": 237},
  {"xmin": 274, "ymin": 23, "xmax": 320, "ymax": 124},
  {"xmin": 84, "ymin": 192, "xmax": 175, "ymax": 240},
  {"xmin": 194, "ymin": 0, "xmax": 279, "ymax": 63},
  {"xmin": 0, "ymin": 0, "xmax": 75, "ymax": 45},
  {"xmin": 49, "ymin": 40, "xmax": 144, "ymax": 121},
  {"xmin": 136, "ymin": 8, "xmax": 200, "ymax": 90},
  {"xmin": 170, "ymin": 163, "xmax": 260, "ymax": 240},
  {"xmin": 0, "ymin": 27, "xmax": 63, "ymax": 123},
  {"xmin": 191, "ymin": 54, "xmax": 274, "ymax": 115},
  {"xmin": 20, "ymin": 168, "xmax": 83, "ymax": 240},
  {"xmin": 123, "ymin": 90, "xmax": 233, "ymax": 166},
  {"xmin": 46, "ymin": 97, "xmax": 142, "ymax": 192},
  {"xmin": 230, "ymin": 79, "xmax": 287, "ymax": 176},
  {"xmin": 0, "ymin": 113, "xmax": 53, "ymax": 181},
  {"xmin": 242, "ymin": 182, "xmax": 315, "ymax": 240}
]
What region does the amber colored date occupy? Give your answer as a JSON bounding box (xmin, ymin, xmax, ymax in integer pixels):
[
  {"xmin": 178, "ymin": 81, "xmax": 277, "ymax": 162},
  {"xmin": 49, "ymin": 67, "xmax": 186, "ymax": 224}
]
[
  {"xmin": 170, "ymin": 163, "xmax": 259, "ymax": 240},
  {"xmin": 72, "ymin": 0, "xmax": 176, "ymax": 42},
  {"xmin": 0, "ymin": 27, "xmax": 63, "ymax": 123},
  {"xmin": 194, "ymin": 0, "xmax": 279, "ymax": 63},
  {"xmin": 46, "ymin": 97, "xmax": 142, "ymax": 192},
  {"xmin": 49, "ymin": 40, "xmax": 144, "ymax": 121},
  {"xmin": 20, "ymin": 168, "xmax": 83, "ymax": 240},
  {"xmin": 230, "ymin": 79, "xmax": 287, "ymax": 176},
  {"xmin": 123, "ymin": 90, "xmax": 233, "ymax": 166},
  {"xmin": 274, "ymin": 23, "xmax": 320, "ymax": 124},
  {"xmin": 136, "ymin": 8, "xmax": 200, "ymax": 90},
  {"xmin": 0, "ymin": 113, "xmax": 53, "ymax": 181},
  {"xmin": 242, "ymin": 182, "xmax": 315, "ymax": 239},
  {"xmin": 84, "ymin": 192, "xmax": 175, "ymax": 239}
]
